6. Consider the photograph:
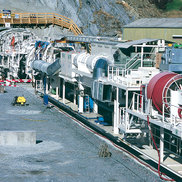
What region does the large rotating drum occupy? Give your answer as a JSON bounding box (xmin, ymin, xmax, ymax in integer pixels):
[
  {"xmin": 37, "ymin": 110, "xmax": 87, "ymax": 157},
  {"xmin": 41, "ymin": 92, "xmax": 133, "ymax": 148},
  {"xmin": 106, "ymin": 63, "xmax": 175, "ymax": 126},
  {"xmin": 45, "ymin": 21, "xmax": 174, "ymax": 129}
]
[
  {"xmin": 73, "ymin": 53, "xmax": 109, "ymax": 72},
  {"xmin": 147, "ymin": 72, "xmax": 182, "ymax": 114}
]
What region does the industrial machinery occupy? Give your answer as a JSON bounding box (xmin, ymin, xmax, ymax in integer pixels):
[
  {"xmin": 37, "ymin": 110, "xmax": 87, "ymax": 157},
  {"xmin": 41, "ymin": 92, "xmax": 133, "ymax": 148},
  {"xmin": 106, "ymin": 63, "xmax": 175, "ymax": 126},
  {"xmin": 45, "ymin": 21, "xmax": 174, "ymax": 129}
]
[
  {"xmin": 0, "ymin": 28, "xmax": 182, "ymax": 178},
  {"xmin": 28, "ymin": 35, "xmax": 182, "ymax": 164},
  {"xmin": 0, "ymin": 28, "xmax": 37, "ymax": 79}
]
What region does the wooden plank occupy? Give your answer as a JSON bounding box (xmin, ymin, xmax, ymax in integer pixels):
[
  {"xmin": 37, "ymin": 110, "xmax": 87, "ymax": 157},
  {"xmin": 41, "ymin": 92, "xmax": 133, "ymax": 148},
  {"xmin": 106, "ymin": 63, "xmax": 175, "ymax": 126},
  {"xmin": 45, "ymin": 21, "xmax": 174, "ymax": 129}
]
[{"xmin": 0, "ymin": 13, "xmax": 82, "ymax": 35}]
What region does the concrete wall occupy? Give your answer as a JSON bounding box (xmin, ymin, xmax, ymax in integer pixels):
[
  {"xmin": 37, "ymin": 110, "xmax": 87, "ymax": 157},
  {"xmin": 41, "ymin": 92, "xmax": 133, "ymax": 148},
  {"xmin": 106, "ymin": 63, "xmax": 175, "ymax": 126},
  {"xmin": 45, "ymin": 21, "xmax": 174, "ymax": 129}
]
[
  {"xmin": 123, "ymin": 28, "xmax": 182, "ymax": 43},
  {"xmin": 0, "ymin": 131, "xmax": 36, "ymax": 146}
]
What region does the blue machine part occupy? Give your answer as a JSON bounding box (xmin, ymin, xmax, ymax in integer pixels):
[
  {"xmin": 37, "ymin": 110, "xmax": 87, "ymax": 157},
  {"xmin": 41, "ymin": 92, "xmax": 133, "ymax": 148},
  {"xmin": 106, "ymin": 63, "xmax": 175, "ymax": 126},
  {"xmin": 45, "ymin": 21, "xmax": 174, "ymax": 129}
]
[
  {"xmin": 89, "ymin": 97, "xmax": 93, "ymax": 112},
  {"xmin": 43, "ymin": 77, "xmax": 46, "ymax": 94},
  {"xmin": 35, "ymin": 41, "xmax": 49, "ymax": 49},
  {"xmin": 160, "ymin": 46, "xmax": 182, "ymax": 73},
  {"xmin": 94, "ymin": 116, "xmax": 110, "ymax": 126},
  {"xmin": 83, "ymin": 96, "xmax": 94, "ymax": 112},
  {"xmin": 93, "ymin": 59, "xmax": 108, "ymax": 79},
  {"xmin": 43, "ymin": 94, "xmax": 48, "ymax": 105},
  {"xmin": 97, "ymin": 116, "xmax": 104, "ymax": 121}
]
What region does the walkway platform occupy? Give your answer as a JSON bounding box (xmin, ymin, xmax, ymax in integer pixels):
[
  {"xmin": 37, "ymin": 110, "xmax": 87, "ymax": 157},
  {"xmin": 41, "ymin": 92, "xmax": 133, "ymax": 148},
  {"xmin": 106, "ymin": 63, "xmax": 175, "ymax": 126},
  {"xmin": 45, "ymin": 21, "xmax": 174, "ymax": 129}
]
[
  {"xmin": 140, "ymin": 145, "xmax": 182, "ymax": 177},
  {"xmin": 0, "ymin": 12, "xmax": 82, "ymax": 35}
]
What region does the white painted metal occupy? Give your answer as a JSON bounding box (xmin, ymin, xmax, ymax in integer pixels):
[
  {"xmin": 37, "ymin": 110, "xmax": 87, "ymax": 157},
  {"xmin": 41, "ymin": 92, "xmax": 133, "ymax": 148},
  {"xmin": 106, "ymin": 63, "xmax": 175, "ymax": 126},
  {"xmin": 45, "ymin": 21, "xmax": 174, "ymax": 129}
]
[
  {"xmin": 56, "ymin": 78, "xmax": 60, "ymax": 99},
  {"xmin": 62, "ymin": 79, "xmax": 65, "ymax": 104},
  {"xmin": 171, "ymin": 90, "xmax": 180, "ymax": 118},
  {"xmin": 46, "ymin": 77, "xmax": 49, "ymax": 94},
  {"xmin": 73, "ymin": 85, "xmax": 77, "ymax": 105},
  {"xmin": 93, "ymin": 100, "xmax": 98, "ymax": 114},
  {"xmin": 160, "ymin": 127, "xmax": 164, "ymax": 163},
  {"xmin": 0, "ymin": 29, "xmax": 37, "ymax": 79},
  {"xmin": 114, "ymin": 87, "xmax": 119, "ymax": 134},
  {"xmin": 78, "ymin": 82, "xmax": 84, "ymax": 113}
]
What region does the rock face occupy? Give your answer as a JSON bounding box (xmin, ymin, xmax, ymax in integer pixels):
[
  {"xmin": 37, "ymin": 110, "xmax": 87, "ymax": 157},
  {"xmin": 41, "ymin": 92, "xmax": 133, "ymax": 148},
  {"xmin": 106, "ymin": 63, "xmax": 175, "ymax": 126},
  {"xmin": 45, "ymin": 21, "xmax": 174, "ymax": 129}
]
[
  {"xmin": 0, "ymin": 0, "xmax": 173, "ymax": 36},
  {"xmin": 0, "ymin": 0, "xmax": 133, "ymax": 36}
]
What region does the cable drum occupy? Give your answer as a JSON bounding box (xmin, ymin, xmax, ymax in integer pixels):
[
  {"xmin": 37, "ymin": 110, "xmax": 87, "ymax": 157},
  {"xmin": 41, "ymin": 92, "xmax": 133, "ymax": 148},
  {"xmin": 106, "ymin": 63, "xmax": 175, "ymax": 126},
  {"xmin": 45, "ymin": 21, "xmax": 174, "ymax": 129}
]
[{"xmin": 147, "ymin": 72, "xmax": 182, "ymax": 114}]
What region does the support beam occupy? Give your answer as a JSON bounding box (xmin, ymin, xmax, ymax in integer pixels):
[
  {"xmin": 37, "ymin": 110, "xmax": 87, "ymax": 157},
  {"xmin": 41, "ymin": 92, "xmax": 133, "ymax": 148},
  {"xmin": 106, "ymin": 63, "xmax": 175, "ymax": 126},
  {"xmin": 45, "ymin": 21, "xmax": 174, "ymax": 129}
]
[
  {"xmin": 49, "ymin": 78, "xmax": 52, "ymax": 91},
  {"xmin": 78, "ymin": 95, "xmax": 84, "ymax": 113},
  {"xmin": 73, "ymin": 85, "xmax": 76, "ymax": 105},
  {"xmin": 114, "ymin": 87, "xmax": 119, "ymax": 134},
  {"xmin": 78, "ymin": 82, "xmax": 84, "ymax": 113},
  {"xmin": 62, "ymin": 79, "xmax": 65, "ymax": 104},
  {"xmin": 141, "ymin": 45, "xmax": 144, "ymax": 67},
  {"xmin": 125, "ymin": 89, "xmax": 129, "ymax": 131},
  {"xmin": 56, "ymin": 78, "xmax": 60, "ymax": 100},
  {"xmin": 160, "ymin": 127, "xmax": 164, "ymax": 163},
  {"xmin": 93, "ymin": 100, "xmax": 98, "ymax": 114},
  {"xmin": 46, "ymin": 77, "xmax": 49, "ymax": 94}
]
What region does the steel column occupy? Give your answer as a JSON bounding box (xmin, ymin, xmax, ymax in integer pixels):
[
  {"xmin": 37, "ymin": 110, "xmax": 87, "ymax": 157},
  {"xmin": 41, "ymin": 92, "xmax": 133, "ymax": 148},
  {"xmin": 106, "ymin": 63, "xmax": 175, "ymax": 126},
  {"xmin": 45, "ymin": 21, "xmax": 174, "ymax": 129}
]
[
  {"xmin": 160, "ymin": 127, "xmax": 164, "ymax": 163},
  {"xmin": 46, "ymin": 77, "xmax": 48, "ymax": 94},
  {"xmin": 114, "ymin": 87, "xmax": 119, "ymax": 134},
  {"xmin": 93, "ymin": 100, "xmax": 98, "ymax": 113},
  {"xmin": 62, "ymin": 79, "xmax": 65, "ymax": 104}
]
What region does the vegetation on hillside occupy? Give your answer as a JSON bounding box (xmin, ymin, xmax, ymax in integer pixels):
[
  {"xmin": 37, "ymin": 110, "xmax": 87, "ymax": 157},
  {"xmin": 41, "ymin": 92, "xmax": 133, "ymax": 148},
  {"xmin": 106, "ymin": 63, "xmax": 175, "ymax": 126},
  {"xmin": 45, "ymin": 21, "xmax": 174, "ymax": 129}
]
[
  {"xmin": 166, "ymin": 0, "xmax": 182, "ymax": 11},
  {"xmin": 123, "ymin": 0, "xmax": 182, "ymax": 18},
  {"xmin": 149, "ymin": 0, "xmax": 173, "ymax": 9}
]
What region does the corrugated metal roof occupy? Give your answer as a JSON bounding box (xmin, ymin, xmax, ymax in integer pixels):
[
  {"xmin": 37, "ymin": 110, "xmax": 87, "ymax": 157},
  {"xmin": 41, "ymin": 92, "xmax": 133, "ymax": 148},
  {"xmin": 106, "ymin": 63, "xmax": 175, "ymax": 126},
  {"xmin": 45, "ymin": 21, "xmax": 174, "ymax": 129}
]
[
  {"xmin": 124, "ymin": 18, "xmax": 182, "ymax": 28},
  {"xmin": 116, "ymin": 39, "xmax": 158, "ymax": 48}
]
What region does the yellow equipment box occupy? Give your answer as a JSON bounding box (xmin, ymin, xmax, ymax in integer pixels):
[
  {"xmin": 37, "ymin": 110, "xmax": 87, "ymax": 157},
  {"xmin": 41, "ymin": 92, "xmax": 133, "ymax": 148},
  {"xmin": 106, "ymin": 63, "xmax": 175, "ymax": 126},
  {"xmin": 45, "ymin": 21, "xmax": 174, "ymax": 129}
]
[
  {"xmin": 16, "ymin": 96, "xmax": 26, "ymax": 105},
  {"xmin": 12, "ymin": 96, "xmax": 26, "ymax": 106}
]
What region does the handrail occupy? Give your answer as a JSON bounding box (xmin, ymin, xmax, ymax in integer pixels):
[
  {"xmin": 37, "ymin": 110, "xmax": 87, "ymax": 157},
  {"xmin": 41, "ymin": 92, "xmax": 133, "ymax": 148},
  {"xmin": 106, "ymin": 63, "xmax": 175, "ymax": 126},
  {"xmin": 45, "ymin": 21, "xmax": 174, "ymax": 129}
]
[
  {"xmin": 126, "ymin": 58, "xmax": 141, "ymax": 70},
  {"xmin": 125, "ymin": 52, "xmax": 154, "ymax": 70},
  {"xmin": 124, "ymin": 53, "xmax": 140, "ymax": 70},
  {"xmin": 0, "ymin": 12, "xmax": 82, "ymax": 35}
]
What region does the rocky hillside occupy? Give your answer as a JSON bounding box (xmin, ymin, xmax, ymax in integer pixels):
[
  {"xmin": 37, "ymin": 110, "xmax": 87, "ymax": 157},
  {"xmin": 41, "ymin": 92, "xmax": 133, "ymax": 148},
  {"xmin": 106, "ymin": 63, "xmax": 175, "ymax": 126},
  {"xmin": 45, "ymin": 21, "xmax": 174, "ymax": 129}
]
[{"xmin": 0, "ymin": 0, "xmax": 181, "ymax": 36}]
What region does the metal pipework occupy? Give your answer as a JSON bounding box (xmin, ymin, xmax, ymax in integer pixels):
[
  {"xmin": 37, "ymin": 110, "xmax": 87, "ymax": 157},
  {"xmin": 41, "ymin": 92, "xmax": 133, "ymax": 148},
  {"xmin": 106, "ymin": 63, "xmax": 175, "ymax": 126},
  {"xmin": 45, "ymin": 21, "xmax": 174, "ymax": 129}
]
[{"xmin": 31, "ymin": 59, "xmax": 61, "ymax": 76}]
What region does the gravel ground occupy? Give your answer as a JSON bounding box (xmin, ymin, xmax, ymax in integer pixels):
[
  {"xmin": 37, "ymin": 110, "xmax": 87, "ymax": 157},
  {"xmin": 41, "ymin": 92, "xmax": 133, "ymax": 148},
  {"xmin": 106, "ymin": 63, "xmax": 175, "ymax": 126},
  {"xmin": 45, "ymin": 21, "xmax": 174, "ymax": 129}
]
[{"xmin": 0, "ymin": 84, "xmax": 163, "ymax": 182}]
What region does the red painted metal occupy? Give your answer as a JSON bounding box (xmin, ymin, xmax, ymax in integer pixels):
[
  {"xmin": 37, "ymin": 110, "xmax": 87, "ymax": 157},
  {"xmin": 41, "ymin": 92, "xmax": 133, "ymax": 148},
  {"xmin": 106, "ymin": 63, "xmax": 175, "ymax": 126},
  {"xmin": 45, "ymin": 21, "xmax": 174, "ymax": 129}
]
[
  {"xmin": 147, "ymin": 72, "xmax": 178, "ymax": 113},
  {"xmin": 178, "ymin": 107, "xmax": 182, "ymax": 118}
]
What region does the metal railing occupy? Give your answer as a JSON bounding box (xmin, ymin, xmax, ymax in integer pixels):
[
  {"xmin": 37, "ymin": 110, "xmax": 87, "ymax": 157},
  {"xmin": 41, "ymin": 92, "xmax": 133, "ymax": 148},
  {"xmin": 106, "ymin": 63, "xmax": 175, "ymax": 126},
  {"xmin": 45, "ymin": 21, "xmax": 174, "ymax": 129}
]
[
  {"xmin": 107, "ymin": 65, "xmax": 140, "ymax": 86},
  {"xmin": 124, "ymin": 53, "xmax": 140, "ymax": 70},
  {"xmin": 0, "ymin": 13, "xmax": 82, "ymax": 35},
  {"xmin": 124, "ymin": 52, "xmax": 155, "ymax": 70},
  {"xmin": 35, "ymin": 80, "xmax": 43, "ymax": 92},
  {"xmin": 131, "ymin": 92, "xmax": 145, "ymax": 113},
  {"xmin": 162, "ymin": 100, "xmax": 182, "ymax": 126},
  {"xmin": 151, "ymin": 124, "xmax": 182, "ymax": 156}
]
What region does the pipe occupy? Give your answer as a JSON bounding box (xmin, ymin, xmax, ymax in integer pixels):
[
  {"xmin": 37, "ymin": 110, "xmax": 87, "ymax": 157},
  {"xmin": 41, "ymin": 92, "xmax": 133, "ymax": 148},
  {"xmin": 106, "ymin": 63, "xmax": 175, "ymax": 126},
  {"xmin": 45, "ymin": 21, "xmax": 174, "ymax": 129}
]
[
  {"xmin": 93, "ymin": 58, "xmax": 108, "ymax": 79},
  {"xmin": 31, "ymin": 59, "xmax": 61, "ymax": 76}
]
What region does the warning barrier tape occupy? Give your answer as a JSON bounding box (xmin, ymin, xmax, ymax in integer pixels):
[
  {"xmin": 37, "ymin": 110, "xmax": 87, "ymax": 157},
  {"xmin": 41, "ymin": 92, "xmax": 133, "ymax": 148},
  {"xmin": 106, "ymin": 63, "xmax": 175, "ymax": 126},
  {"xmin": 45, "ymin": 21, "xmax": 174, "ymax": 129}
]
[
  {"xmin": 0, "ymin": 83, "xmax": 18, "ymax": 87},
  {"xmin": 0, "ymin": 79, "xmax": 32, "ymax": 83}
]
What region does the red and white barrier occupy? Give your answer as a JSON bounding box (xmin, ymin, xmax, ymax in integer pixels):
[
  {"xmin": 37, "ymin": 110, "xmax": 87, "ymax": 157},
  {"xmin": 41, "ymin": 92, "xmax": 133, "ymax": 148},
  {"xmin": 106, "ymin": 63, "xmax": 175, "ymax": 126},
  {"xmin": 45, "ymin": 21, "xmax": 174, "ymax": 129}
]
[
  {"xmin": 1, "ymin": 79, "xmax": 32, "ymax": 83},
  {"xmin": 0, "ymin": 83, "xmax": 17, "ymax": 87},
  {"xmin": 0, "ymin": 79, "xmax": 32, "ymax": 87}
]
